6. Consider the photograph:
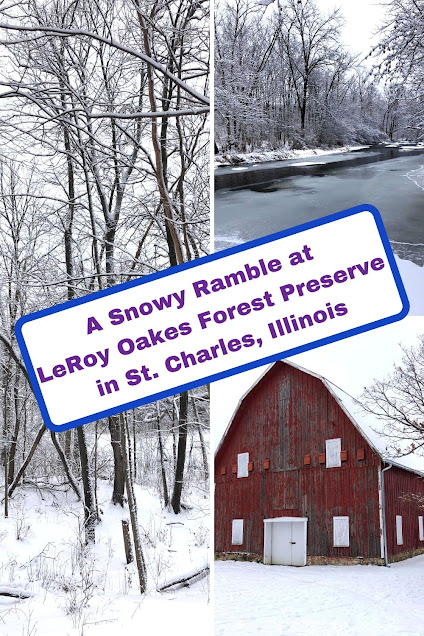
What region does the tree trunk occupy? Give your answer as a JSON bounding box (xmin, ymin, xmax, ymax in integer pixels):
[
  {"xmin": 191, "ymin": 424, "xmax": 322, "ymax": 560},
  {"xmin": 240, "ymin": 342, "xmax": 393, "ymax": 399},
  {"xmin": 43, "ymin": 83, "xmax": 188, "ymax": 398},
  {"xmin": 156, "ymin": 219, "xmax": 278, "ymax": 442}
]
[
  {"xmin": 119, "ymin": 414, "xmax": 147, "ymax": 593},
  {"xmin": 50, "ymin": 431, "xmax": 82, "ymax": 501},
  {"xmin": 121, "ymin": 519, "xmax": 134, "ymax": 564},
  {"xmin": 4, "ymin": 445, "xmax": 8, "ymax": 518},
  {"xmin": 7, "ymin": 424, "xmax": 46, "ymax": 498},
  {"xmin": 135, "ymin": 4, "xmax": 184, "ymax": 267},
  {"xmin": 109, "ymin": 415, "xmax": 125, "ymax": 506},
  {"xmin": 61, "ymin": 109, "xmax": 97, "ymax": 541},
  {"xmin": 171, "ymin": 391, "xmax": 188, "ymax": 514},
  {"xmin": 301, "ymin": 77, "xmax": 308, "ymax": 131},
  {"xmin": 64, "ymin": 430, "xmax": 72, "ymax": 461},
  {"xmin": 7, "ymin": 379, "xmax": 21, "ymax": 485},
  {"xmin": 191, "ymin": 396, "xmax": 209, "ymax": 481},
  {"xmin": 157, "ymin": 415, "xmax": 169, "ymax": 508},
  {"xmin": 132, "ymin": 413, "xmax": 137, "ymax": 481},
  {"xmin": 76, "ymin": 426, "xmax": 96, "ymax": 544}
]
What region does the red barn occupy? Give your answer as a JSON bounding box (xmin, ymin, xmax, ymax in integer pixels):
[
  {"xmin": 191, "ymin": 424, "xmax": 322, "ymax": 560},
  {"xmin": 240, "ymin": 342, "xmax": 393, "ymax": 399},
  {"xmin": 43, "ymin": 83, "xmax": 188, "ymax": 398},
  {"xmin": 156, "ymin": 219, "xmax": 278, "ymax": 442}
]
[{"xmin": 215, "ymin": 360, "xmax": 424, "ymax": 566}]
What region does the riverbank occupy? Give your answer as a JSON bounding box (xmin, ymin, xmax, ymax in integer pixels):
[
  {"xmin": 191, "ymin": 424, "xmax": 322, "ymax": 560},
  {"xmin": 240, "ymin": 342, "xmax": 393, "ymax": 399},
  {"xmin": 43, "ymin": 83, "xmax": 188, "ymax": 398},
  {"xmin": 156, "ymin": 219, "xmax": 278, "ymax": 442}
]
[
  {"xmin": 215, "ymin": 145, "xmax": 424, "ymax": 191},
  {"xmin": 215, "ymin": 145, "xmax": 373, "ymax": 168}
]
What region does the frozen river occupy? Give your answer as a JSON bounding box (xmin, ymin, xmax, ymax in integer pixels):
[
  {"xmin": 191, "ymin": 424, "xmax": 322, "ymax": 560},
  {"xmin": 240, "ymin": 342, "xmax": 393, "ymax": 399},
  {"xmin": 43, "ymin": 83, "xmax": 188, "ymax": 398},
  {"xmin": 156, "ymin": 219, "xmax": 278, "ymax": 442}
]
[{"xmin": 215, "ymin": 148, "xmax": 424, "ymax": 265}]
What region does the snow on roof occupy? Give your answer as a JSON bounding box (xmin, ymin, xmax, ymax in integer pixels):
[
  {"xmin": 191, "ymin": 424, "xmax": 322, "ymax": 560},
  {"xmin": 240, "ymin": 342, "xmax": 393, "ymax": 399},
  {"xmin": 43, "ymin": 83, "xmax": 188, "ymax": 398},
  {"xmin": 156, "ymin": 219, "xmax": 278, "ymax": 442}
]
[
  {"xmin": 217, "ymin": 359, "xmax": 424, "ymax": 476},
  {"xmin": 215, "ymin": 362, "xmax": 275, "ymax": 457},
  {"xmin": 324, "ymin": 379, "xmax": 424, "ymax": 476}
]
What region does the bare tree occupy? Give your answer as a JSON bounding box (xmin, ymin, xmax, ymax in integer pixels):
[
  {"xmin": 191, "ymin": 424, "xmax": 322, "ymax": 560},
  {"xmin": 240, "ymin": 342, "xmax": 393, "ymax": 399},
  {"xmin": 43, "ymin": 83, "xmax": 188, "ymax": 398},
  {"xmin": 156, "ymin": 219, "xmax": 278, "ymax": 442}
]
[
  {"xmin": 216, "ymin": 0, "xmax": 386, "ymax": 153},
  {"xmin": 373, "ymin": 0, "xmax": 424, "ymax": 141},
  {"xmin": 0, "ymin": 0, "xmax": 209, "ymax": 512},
  {"xmin": 361, "ymin": 335, "xmax": 424, "ymax": 454}
]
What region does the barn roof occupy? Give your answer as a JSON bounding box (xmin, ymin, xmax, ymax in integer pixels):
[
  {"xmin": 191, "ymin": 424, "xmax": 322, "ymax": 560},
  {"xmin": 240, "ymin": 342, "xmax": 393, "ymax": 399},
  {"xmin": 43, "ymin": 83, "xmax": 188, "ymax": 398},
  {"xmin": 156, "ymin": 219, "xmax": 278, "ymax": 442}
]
[{"xmin": 216, "ymin": 359, "xmax": 424, "ymax": 477}]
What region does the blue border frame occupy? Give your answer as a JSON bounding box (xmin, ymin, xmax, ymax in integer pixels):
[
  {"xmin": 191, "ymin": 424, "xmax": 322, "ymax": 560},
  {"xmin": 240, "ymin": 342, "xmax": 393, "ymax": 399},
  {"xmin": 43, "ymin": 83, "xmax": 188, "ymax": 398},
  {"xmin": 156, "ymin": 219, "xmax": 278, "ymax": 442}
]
[{"xmin": 15, "ymin": 204, "xmax": 409, "ymax": 432}]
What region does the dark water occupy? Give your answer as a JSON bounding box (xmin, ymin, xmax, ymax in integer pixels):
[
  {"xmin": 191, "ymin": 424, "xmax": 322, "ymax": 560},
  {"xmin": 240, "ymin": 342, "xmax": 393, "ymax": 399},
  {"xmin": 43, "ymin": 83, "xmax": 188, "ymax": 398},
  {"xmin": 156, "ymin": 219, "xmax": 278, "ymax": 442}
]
[
  {"xmin": 214, "ymin": 149, "xmax": 424, "ymax": 265},
  {"xmin": 215, "ymin": 145, "xmax": 424, "ymax": 189}
]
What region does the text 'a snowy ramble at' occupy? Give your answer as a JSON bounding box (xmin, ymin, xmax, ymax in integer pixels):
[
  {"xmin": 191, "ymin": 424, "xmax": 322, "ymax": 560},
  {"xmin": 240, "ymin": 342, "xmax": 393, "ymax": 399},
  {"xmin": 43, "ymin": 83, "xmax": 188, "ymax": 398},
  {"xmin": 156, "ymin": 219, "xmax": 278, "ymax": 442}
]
[
  {"xmin": 35, "ymin": 253, "xmax": 386, "ymax": 381},
  {"xmin": 15, "ymin": 206, "xmax": 409, "ymax": 432}
]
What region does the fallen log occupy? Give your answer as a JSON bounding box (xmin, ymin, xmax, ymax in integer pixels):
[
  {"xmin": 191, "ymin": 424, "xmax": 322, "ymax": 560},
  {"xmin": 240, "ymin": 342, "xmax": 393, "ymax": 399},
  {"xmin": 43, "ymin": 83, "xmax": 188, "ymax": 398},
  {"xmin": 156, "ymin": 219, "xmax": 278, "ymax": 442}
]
[
  {"xmin": 0, "ymin": 587, "xmax": 33, "ymax": 599},
  {"xmin": 157, "ymin": 564, "xmax": 209, "ymax": 592}
]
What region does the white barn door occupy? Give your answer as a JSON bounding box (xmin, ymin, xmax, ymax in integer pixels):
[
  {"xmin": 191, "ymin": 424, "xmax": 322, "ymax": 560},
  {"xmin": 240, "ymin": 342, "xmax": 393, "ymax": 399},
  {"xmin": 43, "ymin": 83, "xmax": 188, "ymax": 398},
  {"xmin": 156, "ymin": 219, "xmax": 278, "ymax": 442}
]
[
  {"xmin": 264, "ymin": 518, "xmax": 307, "ymax": 566},
  {"xmin": 271, "ymin": 521, "xmax": 291, "ymax": 564}
]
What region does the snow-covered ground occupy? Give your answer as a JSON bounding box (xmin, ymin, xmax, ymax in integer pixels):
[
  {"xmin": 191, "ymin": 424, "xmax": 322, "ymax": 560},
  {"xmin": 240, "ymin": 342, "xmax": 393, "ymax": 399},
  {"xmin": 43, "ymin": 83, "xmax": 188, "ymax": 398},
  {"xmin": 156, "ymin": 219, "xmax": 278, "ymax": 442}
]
[
  {"xmin": 0, "ymin": 482, "xmax": 210, "ymax": 635},
  {"xmin": 396, "ymin": 255, "xmax": 424, "ymax": 314},
  {"xmin": 215, "ymin": 558, "xmax": 424, "ymax": 635},
  {"xmin": 215, "ymin": 145, "xmax": 371, "ymax": 167}
]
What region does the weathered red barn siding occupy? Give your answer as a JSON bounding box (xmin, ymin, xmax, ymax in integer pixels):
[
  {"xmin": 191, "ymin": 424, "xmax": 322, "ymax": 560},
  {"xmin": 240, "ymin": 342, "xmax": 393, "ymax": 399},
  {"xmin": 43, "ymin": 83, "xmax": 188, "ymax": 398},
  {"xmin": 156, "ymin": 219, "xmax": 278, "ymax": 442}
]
[
  {"xmin": 215, "ymin": 362, "xmax": 382, "ymax": 560},
  {"xmin": 384, "ymin": 465, "xmax": 424, "ymax": 560}
]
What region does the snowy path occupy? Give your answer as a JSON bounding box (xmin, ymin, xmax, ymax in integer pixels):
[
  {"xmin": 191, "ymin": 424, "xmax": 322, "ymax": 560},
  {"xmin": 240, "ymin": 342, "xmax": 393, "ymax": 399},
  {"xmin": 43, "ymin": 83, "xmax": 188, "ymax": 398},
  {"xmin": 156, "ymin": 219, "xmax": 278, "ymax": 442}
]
[{"xmin": 215, "ymin": 558, "xmax": 424, "ymax": 635}]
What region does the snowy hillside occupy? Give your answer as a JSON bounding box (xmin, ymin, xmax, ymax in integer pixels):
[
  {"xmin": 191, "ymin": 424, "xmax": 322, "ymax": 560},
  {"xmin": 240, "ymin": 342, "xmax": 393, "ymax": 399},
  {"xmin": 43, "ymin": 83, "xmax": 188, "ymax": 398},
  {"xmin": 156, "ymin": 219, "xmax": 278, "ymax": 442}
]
[{"xmin": 0, "ymin": 481, "xmax": 209, "ymax": 635}]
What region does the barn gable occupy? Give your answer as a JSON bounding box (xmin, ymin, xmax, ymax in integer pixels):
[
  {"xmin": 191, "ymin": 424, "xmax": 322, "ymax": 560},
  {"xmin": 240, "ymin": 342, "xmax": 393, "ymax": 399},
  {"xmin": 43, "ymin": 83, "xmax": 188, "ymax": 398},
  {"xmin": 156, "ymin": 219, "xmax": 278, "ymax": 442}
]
[
  {"xmin": 215, "ymin": 360, "xmax": 382, "ymax": 474},
  {"xmin": 215, "ymin": 360, "xmax": 424, "ymax": 564},
  {"xmin": 216, "ymin": 360, "xmax": 424, "ymax": 475}
]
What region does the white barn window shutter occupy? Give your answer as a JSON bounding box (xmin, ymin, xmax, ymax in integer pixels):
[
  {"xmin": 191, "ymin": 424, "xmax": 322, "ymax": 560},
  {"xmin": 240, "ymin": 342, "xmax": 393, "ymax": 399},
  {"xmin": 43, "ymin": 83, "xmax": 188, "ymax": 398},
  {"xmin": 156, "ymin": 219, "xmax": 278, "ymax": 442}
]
[
  {"xmin": 232, "ymin": 519, "xmax": 244, "ymax": 545},
  {"xmin": 419, "ymin": 516, "xmax": 424, "ymax": 541},
  {"xmin": 396, "ymin": 515, "xmax": 403, "ymax": 545},
  {"xmin": 326, "ymin": 438, "xmax": 341, "ymax": 468},
  {"xmin": 237, "ymin": 452, "xmax": 249, "ymax": 478},
  {"xmin": 333, "ymin": 516, "xmax": 349, "ymax": 547}
]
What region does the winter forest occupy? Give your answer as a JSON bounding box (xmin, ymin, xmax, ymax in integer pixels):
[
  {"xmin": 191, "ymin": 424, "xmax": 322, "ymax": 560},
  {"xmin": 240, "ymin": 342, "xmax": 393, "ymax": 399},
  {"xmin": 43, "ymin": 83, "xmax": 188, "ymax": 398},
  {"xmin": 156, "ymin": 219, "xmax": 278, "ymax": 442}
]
[
  {"xmin": 0, "ymin": 0, "xmax": 210, "ymax": 633},
  {"xmin": 2, "ymin": 0, "xmax": 424, "ymax": 632},
  {"xmin": 215, "ymin": 0, "xmax": 424, "ymax": 155}
]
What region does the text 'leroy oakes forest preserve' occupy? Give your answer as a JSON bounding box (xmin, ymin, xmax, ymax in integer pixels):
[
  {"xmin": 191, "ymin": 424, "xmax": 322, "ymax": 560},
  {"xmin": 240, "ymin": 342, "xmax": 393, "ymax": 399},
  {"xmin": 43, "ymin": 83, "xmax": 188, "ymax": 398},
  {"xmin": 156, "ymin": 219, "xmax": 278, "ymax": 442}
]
[{"xmin": 16, "ymin": 207, "xmax": 408, "ymax": 430}]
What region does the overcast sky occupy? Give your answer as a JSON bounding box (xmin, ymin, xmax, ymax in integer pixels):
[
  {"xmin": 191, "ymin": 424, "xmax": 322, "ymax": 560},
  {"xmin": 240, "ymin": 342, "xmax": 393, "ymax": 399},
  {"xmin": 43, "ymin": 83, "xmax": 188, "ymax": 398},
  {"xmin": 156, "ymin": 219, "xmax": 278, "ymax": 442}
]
[
  {"xmin": 317, "ymin": 0, "xmax": 385, "ymax": 61},
  {"xmin": 256, "ymin": 0, "xmax": 387, "ymax": 63},
  {"xmin": 212, "ymin": 317, "xmax": 424, "ymax": 448}
]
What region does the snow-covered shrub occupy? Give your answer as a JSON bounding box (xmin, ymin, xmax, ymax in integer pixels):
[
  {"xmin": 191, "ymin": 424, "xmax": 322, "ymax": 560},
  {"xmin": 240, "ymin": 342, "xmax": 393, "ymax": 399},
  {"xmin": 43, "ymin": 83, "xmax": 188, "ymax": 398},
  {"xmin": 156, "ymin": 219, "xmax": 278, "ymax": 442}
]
[
  {"xmin": 14, "ymin": 504, "xmax": 32, "ymax": 542},
  {"xmin": 190, "ymin": 524, "xmax": 209, "ymax": 548}
]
